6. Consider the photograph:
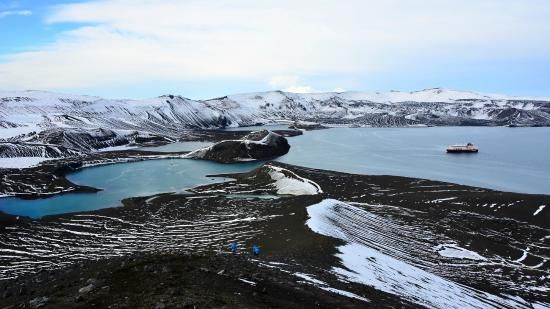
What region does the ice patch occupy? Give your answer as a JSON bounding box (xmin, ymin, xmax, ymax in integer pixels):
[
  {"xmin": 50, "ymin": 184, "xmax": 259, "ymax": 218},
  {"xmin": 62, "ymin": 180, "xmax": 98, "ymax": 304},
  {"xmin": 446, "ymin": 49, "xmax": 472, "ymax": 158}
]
[{"xmin": 434, "ymin": 244, "xmax": 486, "ymax": 261}]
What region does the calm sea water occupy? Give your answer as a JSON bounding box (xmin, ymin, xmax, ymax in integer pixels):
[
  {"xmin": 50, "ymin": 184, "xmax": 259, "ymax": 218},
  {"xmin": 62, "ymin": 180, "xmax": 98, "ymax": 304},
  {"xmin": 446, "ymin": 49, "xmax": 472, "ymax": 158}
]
[
  {"xmin": 277, "ymin": 127, "xmax": 550, "ymax": 195},
  {"xmin": 1, "ymin": 127, "xmax": 548, "ymax": 218},
  {"xmin": 0, "ymin": 160, "xmax": 262, "ymax": 218}
]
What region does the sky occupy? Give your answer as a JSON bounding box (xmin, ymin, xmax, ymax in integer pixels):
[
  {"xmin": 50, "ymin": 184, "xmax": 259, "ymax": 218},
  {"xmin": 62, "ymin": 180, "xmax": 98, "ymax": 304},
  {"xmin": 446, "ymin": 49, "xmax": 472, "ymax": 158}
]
[{"xmin": 1, "ymin": 0, "xmax": 550, "ymax": 99}]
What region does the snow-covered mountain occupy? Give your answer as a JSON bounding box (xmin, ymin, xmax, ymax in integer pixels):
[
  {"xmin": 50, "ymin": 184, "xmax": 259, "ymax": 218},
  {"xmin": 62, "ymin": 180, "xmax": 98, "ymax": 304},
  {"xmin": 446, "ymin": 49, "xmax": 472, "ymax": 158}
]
[
  {"xmin": 1, "ymin": 88, "xmax": 550, "ymax": 165},
  {"xmin": 215, "ymin": 88, "xmax": 550, "ymax": 127}
]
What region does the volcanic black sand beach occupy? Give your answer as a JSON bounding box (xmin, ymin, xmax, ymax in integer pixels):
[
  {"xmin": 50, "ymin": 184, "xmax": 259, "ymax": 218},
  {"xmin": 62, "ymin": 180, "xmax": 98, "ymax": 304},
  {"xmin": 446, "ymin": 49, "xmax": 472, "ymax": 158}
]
[{"xmin": 1, "ymin": 161, "xmax": 549, "ymax": 308}]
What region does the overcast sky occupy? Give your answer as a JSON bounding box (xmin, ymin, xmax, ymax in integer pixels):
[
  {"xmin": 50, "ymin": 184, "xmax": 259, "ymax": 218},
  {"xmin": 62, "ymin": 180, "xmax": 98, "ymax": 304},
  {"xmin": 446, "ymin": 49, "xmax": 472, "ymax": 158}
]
[{"xmin": 1, "ymin": 0, "xmax": 550, "ymax": 99}]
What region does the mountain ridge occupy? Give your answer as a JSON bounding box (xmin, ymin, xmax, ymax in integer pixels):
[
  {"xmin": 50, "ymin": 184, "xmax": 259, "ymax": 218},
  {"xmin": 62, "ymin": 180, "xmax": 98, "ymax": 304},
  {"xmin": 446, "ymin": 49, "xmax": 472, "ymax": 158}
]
[
  {"xmin": 3, "ymin": 87, "xmax": 550, "ymax": 104},
  {"xmin": 1, "ymin": 88, "xmax": 550, "ymax": 166}
]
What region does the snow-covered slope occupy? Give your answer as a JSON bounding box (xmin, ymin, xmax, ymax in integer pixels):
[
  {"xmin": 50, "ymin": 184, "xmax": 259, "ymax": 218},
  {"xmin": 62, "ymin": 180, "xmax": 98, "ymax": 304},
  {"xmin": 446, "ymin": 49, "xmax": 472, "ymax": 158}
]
[
  {"xmin": 1, "ymin": 88, "xmax": 550, "ymax": 166},
  {"xmin": 2, "ymin": 88, "xmax": 549, "ymax": 140},
  {"xmin": 213, "ymin": 88, "xmax": 550, "ymax": 127},
  {"xmin": 0, "ymin": 91, "xmax": 244, "ymax": 140},
  {"xmin": 306, "ymin": 199, "xmax": 546, "ymax": 309}
]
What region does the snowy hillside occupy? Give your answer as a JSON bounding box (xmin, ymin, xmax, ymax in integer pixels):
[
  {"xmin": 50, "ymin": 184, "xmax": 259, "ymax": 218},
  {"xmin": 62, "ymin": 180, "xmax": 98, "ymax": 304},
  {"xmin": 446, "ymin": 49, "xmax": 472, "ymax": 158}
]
[
  {"xmin": 1, "ymin": 88, "xmax": 550, "ymax": 166},
  {"xmin": 2, "ymin": 88, "xmax": 549, "ymax": 140},
  {"xmin": 214, "ymin": 88, "xmax": 550, "ymax": 127}
]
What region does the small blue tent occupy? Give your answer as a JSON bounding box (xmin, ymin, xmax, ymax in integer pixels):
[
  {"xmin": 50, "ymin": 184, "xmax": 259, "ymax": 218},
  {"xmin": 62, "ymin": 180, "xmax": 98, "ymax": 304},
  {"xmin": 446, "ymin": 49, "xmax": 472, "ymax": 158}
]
[{"xmin": 252, "ymin": 244, "xmax": 261, "ymax": 256}]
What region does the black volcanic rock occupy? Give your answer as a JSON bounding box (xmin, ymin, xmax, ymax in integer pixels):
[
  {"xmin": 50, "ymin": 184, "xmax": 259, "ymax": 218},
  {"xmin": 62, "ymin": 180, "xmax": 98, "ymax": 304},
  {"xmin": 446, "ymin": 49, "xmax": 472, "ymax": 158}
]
[{"xmin": 184, "ymin": 130, "xmax": 290, "ymax": 163}]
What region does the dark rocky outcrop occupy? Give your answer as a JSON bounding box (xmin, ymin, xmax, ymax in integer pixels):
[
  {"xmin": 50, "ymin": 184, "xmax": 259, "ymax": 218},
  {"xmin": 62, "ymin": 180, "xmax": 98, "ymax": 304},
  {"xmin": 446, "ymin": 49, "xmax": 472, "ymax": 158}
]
[{"xmin": 185, "ymin": 130, "xmax": 290, "ymax": 163}]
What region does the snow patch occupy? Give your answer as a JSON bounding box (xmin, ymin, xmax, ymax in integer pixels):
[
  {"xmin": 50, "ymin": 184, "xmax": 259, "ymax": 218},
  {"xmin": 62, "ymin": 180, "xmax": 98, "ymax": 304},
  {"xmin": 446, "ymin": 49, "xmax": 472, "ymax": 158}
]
[
  {"xmin": 431, "ymin": 197, "xmax": 458, "ymax": 203},
  {"xmin": 514, "ymin": 249, "xmax": 529, "ymax": 263},
  {"xmin": 319, "ymin": 286, "xmax": 370, "ymax": 303},
  {"xmin": 533, "ymin": 302, "xmax": 550, "ymax": 309},
  {"xmin": 433, "ymin": 244, "xmax": 486, "ymax": 260},
  {"xmin": 0, "ymin": 123, "xmax": 39, "ymax": 139},
  {"xmin": 0, "ymin": 157, "xmax": 53, "ymax": 169},
  {"xmin": 294, "ymin": 272, "xmax": 369, "ymax": 302},
  {"xmin": 266, "ymin": 164, "xmax": 322, "ymax": 195},
  {"xmin": 238, "ymin": 278, "xmax": 257, "ymax": 286},
  {"xmin": 183, "ymin": 145, "xmax": 213, "ymax": 159},
  {"xmin": 96, "ymin": 145, "xmax": 138, "ymax": 152},
  {"xmin": 533, "ymin": 205, "xmax": 546, "ymax": 216},
  {"xmin": 306, "ymin": 199, "xmax": 533, "ymax": 309},
  {"xmin": 294, "ymin": 272, "xmax": 326, "ymax": 285}
]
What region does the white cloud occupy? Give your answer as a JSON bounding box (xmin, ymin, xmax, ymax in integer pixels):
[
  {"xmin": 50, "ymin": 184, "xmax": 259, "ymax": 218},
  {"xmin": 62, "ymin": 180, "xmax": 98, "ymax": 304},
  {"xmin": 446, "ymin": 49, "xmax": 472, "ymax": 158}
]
[
  {"xmin": 269, "ymin": 75, "xmax": 314, "ymax": 93},
  {"xmin": 0, "ymin": 0, "xmax": 550, "ymax": 92},
  {"xmin": 0, "ymin": 10, "xmax": 31, "ymax": 18},
  {"xmin": 283, "ymin": 85, "xmax": 314, "ymax": 94}
]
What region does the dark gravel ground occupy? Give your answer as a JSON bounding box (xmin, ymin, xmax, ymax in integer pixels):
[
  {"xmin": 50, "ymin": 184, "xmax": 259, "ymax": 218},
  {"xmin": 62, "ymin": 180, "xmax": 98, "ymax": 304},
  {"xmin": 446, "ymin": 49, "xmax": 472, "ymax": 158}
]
[
  {"xmin": 1, "ymin": 142, "xmax": 549, "ymax": 308},
  {"xmin": 0, "ymin": 172, "xmax": 412, "ymax": 308},
  {"xmin": 1, "ymin": 253, "xmax": 397, "ymax": 309}
]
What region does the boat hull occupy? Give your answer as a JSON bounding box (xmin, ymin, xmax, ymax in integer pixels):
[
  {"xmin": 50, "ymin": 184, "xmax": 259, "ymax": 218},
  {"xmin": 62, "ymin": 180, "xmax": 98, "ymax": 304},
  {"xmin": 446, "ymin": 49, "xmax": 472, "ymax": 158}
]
[{"xmin": 446, "ymin": 149, "xmax": 478, "ymax": 153}]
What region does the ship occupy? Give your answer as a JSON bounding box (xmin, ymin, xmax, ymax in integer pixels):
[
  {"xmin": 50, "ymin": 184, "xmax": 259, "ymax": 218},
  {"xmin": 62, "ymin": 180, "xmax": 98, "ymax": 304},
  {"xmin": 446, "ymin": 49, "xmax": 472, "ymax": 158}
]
[{"xmin": 446, "ymin": 143, "xmax": 479, "ymax": 153}]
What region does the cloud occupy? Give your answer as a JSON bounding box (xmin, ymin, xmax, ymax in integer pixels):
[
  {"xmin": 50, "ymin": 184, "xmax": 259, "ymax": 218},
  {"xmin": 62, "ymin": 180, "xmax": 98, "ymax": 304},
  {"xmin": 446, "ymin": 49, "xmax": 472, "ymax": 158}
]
[
  {"xmin": 269, "ymin": 75, "xmax": 314, "ymax": 93},
  {"xmin": 0, "ymin": 10, "xmax": 31, "ymax": 19},
  {"xmin": 284, "ymin": 85, "xmax": 314, "ymax": 94},
  {"xmin": 0, "ymin": 0, "xmax": 550, "ymax": 92}
]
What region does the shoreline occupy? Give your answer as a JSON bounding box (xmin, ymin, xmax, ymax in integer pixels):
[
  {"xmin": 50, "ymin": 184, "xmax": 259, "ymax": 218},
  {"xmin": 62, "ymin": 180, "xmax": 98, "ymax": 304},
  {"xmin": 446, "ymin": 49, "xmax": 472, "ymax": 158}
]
[
  {"xmin": 0, "ymin": 129, "xmax": 302, "ymax": 200},
  {"xmin": 2, "ymin": 126, "xmax": 550, "ymax": 200}
]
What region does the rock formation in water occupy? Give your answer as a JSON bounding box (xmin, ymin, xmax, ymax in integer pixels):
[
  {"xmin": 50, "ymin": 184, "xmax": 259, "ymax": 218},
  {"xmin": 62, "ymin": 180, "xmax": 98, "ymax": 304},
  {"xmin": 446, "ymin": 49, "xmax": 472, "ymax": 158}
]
[
  {"xmin": 288, "ymin": 121, "xmax": 327, "ymax": 130},
  {"xmin": 184, "ymin": 130, "xmax": 290, "ymax": 163}
]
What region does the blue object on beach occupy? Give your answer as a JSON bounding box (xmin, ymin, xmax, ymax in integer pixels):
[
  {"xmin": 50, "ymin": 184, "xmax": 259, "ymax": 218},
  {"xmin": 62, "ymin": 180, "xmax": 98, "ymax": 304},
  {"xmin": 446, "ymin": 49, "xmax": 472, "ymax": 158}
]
[
  {"xmin": 231, "ymin": 243, "xmax": 238, "ymax": 254},
  {"xmin": 252, "ymin": 245, "xmax": 261, "ymax": 256}
]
